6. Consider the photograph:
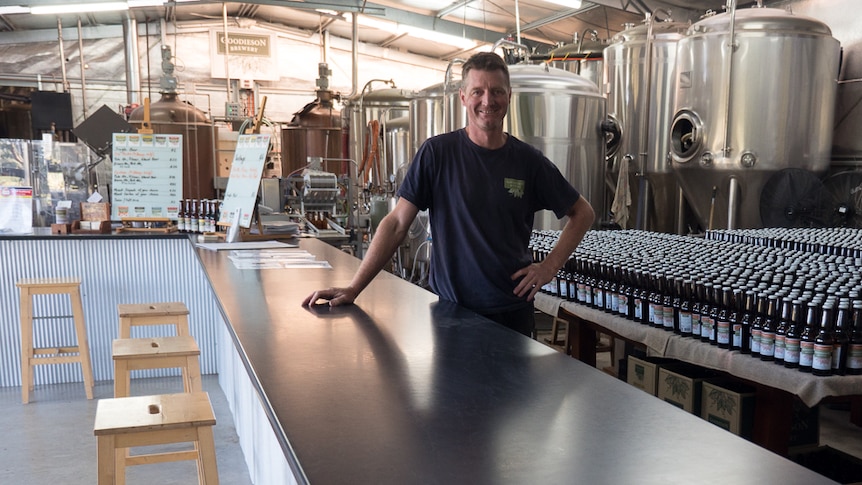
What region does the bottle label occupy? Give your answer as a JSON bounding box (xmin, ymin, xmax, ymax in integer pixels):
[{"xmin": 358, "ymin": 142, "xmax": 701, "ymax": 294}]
[
  {"xmin": 784, "ymin": 337, "xmax": 801, "ymax": 364},
  {"xmin": 813, "ymin": 343, "xmax": 833, "ymax": 371},
  {"xmin": 559, "ymin": 280, "xmax": 568, "ymax": 299},
  {"xmin": 648, "ymin": 303, "xmax": 657, "ymax": 325},
  {"xmin": 751, "ymin": 329, "xmax": 762, "ymax": 354},
  {"xmin": 662, "ymin": 306, "xmax": 673, "ymax": 329},
  {"xmin": 774, "ymin": 335, "xmax": 786, "ymax": 360},
  {"xmin": 679, "ymin": 312, "xmax": 692, "ymax": 334},
  {"xmin": 691, "ymin": 314, "xmax": 701, "ymax": 336},
  {"xmin": 634, "ymin": 298, "xmax": 643, "ymax": 320},
  {"xmin": 577, "ymin": 283, "xmax": 587, "ymax": 303},
  {"xmin": 594, "ymin": 288, "xmax": 603, "ymax": 308},
  {"xmin": 618, "ymin": 294, "xmax": 628, "ymax": 316},
  {"xmin": 611, "ymin": 294, "xmax": 619, "ymax": 313},
  {"xmin": 800, "ymin": 341, "xmax": 815, "ymax": 367},
  {"xmin": 848, "ymin": 343, "xmax": 862, "ymax": 370},
  {"xmin": 716, "ymin": 321, "xmax": 730, "ymax": 345},
  {"xmin": 701, "ymin": 316, "xmax": 713, "ymax": 339},
  {"xmin": 760, "ymin": 332, "xmax": 775, "ymax": 357},
  {"xmin": 732, "ymin": 323, "xmax": 742, "ymax": 348}
]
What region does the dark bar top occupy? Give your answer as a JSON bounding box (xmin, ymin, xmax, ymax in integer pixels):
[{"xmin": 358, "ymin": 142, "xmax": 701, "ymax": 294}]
[{"xmin": 197, "ymin": 238, "xmax": 836, "ymax": 485}]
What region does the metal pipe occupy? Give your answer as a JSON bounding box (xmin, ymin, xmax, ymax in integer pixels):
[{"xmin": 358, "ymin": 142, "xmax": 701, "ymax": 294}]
[
  {"xmin": 491, "ymin": 38, "xmax": 530, "ymax": 59},
  {"xmin": 349, "ymin": 12, "xmax": 359, "ymax": 98},
  {"xmin": 635, "ymin": 12, "xmax": 654, "ymax": 230},
  {"xmin": 443, "ymin": 58, "xmax": 465, "ymax": 132},
  {"xmin": 76, "ymin": 18, "xmax": 88, "ymax": 118},
  {"xmin": 57, "ymin": 18, "xmax": 69, "ymax": 93},
  {"xmin": 577, "ymin": 29, "xmax": 598, "ymax": 53},
  {"xmin": 222, "ymin": 4, "xmax": 232, "ymax": 102},
  {"xmin": 514, "ymin": 0, "xmax": 521, "ymax": 44},
  {"xmin": 676, "ymin": 186, "xmax": 686, "ymax": 235},
  {"xmin": 722, "ymin": 0, "xmax": 738, "ymax": 159},
  {"xmin": 727, "ymin": 176, "xmax": 740, "ymax": 229},
  {"xmin": 123, "ymin": 17, "xmax": 140, "ymax": 105}
]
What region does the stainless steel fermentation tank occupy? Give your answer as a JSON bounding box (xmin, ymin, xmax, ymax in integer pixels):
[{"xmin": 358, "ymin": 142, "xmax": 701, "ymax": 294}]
[
  {"xmin": 342, "ymin": 87, "xmax": 413, "ymax": 190},
  {"xmin": 669, "ymin": 6, "xmax": 840, "ymax": 229},
  {"xmin": 547, "ymin": 30, "xmax": 608, "ymax": 89},
  {"xmin": 506, "ymin": 63, "xmax": 606, "ymax": 230},
  {"xmin": 604, "ymin": 17, "xmax": 689, "ymax": 233}
]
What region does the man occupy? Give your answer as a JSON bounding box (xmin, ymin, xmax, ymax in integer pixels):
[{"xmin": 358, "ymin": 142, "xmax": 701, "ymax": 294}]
[{"xmin": 303, "ymin": 51, "xmax": 595, "ymax": 337}]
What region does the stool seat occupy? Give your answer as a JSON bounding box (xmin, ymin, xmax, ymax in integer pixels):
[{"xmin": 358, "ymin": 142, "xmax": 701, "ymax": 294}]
[
  {"xmin": 94, "ymin": 392, "xmax": 219, "ymax": 484},
  {"xmin": 16, "ymin": 277, "xmax": 94, "ymax": 404},
  {"xmin": 118, "ymin": 301, "xmax": 190, "ymax": 338},
  {"xmin": 112, "ymin": 336, "xmax": 201, "ymax": 398}
]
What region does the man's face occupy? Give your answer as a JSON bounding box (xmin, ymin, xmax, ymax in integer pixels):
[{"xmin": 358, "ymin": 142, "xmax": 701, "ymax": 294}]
[{"xmin": 460, "ymin": 68, "xmax": 511, "ymax": 133}]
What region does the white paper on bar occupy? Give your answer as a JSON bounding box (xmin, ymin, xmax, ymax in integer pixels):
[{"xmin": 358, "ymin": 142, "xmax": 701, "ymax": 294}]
[
  {"xmin": 230, "ymin": 259, "xmax": 332, "ymax": 270},
  {"xmin": 197, "ymin": 240, "xmax": 298, "ymax": 251}
]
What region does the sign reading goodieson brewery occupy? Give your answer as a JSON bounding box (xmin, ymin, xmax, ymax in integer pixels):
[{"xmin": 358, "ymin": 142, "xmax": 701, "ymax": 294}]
[{"xmin": 215, "ymin": 32, "xmax": 271, "ymax": 57}]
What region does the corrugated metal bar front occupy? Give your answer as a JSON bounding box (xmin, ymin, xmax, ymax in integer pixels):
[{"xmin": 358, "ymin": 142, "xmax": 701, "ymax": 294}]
[{"xmin": 0, "ymin": 237, "xmax": 221, "ymax": 388}]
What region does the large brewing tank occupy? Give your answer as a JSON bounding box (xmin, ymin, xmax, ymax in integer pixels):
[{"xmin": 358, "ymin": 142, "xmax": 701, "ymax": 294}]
[
  {"xmin": 129, "ymin": 93, "xmax": 216, "ymax": 200},
  {"xmin": 547, "ymin": 30, "xmax": 608, "ymax": 88},
  {"xmin": 410, "ymin": 81, "xmax": 464, "ymax": 157},
  {"xmin": 604, "ymin": 18, "xmax": 689, "ymax": 233},
  {"xmin": 506, "ymin": 63, "xmax": 606, "ymax": 230},
  {"xmin": 343, "ymin": 87, "xmax": 413, "ymax": 190},
  {"xmin": 282, "ymin": 99, "xmax": 341, "ymax": 177},
  {"xmin": 669, "ymin": 6, "xmax": 840, "ymax": 230}
]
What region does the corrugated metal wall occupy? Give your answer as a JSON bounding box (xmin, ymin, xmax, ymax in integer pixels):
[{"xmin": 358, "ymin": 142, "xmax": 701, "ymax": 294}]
[{"xmin": 0, "ymin": 237, "xmax": 222, "ymax": 388}]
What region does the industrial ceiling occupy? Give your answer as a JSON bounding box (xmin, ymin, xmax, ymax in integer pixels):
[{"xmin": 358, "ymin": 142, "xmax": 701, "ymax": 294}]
[{"xmin": 0, "ymin": 0, "xmax": 759, "ymax": 61}]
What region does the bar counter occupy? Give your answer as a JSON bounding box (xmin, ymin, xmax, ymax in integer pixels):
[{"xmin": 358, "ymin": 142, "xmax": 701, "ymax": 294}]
[{"xmin": 198, "ymin": 238, "xmax": 837, "ymax": 485}]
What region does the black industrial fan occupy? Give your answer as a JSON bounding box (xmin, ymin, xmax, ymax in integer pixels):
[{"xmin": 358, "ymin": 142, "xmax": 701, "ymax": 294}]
[
  {"xmin": 823, "ymin": 170, "xmax": 862, "ymax": 228},
  {"xmin": 760, "ymin": 168, "xmax": 833, "ymax": 228}
]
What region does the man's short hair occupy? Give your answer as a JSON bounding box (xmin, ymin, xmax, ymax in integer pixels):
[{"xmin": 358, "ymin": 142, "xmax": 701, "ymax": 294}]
[{"xmin": 462, "ymin": 52, "xmax": 510, "ymax": 87}]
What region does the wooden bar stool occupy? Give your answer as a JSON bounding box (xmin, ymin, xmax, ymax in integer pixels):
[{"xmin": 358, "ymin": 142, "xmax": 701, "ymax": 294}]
[
  {"xmin": 94, "ymin": 391, "xmax": 219, "ymax": 485},
  {"xmin": 16, "ymin": 277, "xmax": 95, "ymax": 404},
  {"xmin": 118, "ymin": 302, "xmax": 191, "ymax": 338},
  {"xmin": 112, "ymin": 336, "xmax": 202, "ymax": 398}
]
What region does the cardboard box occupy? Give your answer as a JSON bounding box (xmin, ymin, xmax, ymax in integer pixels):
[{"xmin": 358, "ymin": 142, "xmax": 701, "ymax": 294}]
[
  {"xmin": 657, "ymin": 363, "xmax": 714, "ymax": 413},
  {"xmin": 627, "ymin": 356, "xmax": 678, "ymax": 396},
  {"xmin": 701, "ymin": 378, "xmax": 756, "ymax": 438}
]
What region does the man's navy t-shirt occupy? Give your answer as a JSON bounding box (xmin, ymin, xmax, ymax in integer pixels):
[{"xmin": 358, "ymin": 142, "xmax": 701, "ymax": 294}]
[{"xmin": 397, "ymin": 129, "xmax": 582, "ymax": 314}]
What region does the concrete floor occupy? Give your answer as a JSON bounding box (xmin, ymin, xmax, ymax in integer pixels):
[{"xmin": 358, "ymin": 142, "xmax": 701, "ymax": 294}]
[{"xmin": 0, "ymin": 375, "xmax": 252, "ymax": 485}]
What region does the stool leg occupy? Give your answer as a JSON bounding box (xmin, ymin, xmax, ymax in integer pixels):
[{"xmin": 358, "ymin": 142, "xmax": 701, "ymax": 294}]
[
  {"xmin": 96, "ymin": 435, "xmax": 116, "ymax": 485},
  {"xmin": 178, "ymin": 315, "xmax": 191, "ymax": 337},
  {"xmin": 19, "ymin": 289, "xmax": 33, "ymax": 404},
  {"xmin": 71, "ymin": 287, "xmax": 95, "ymax": 400},
  {"xmin": 196, "ymin": 425, "xmax": 220, "ymax": 485},
  {"xmin": 185, "ymin": 355, "xmax": 203, "ymax": 393},
  {"xmin": 113, "ymin": 360, "xmax": 130, "ymax": 398},
  {"xmin": 119, "ymin": 317, "xmax": 131, "ymax": 339}
]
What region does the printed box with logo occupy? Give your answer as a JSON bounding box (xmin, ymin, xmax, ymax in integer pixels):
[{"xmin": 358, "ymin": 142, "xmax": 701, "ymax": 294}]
[
  {"xmin": 701, "ymin": 378, "xmax": 756, "ymax": 438},
  {"xmin": 656, "ymin": 363, "xmax": 714, "ymax": 413},
  {"xmin": 626, "ymin": 355, "xmax": 678, "ymax": 396}
]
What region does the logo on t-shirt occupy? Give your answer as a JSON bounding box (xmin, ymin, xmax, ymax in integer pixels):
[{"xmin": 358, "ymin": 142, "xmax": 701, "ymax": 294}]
[{"xmin": 504, "ymin": 178, "xmax": 524, "ymax": 198}]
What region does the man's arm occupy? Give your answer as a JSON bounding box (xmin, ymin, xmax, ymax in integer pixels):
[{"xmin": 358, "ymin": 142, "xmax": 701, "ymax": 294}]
[
  {"xmin": 303, "ymin": 197, "xmax": 420, "ymax": 306},
  {"xmin": 512, "ymin": 196, "xmax": 595, "ymax": 300}
]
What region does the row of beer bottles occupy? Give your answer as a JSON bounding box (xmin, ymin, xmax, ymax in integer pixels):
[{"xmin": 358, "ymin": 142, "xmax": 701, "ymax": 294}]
[
  {"xmin": 706, "ymin": 227, "xmax": 862, "ymax": 259},
  {"xmin": 528, "ymin": 229, "xmax": 862, "ymax": 376},
  {"xmin": 178, "ymin": 199, "xmax": 222, "ymax": 234}
]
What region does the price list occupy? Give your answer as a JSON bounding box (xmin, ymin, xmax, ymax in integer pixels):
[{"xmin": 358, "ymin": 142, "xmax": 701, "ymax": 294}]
[{"xmin": 111, "ymin": 133, "xmax": 183, "ymax": 219}]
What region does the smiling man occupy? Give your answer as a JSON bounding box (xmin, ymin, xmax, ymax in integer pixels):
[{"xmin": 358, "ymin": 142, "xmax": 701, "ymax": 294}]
[{"xmin": 304, "ymin": 51, "xmax": 594, "ymax": 337}]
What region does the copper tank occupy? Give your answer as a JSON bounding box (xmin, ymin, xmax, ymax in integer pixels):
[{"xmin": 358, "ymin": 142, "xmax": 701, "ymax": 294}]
[{"xmin": 128, "ymin": 93, "xmax": 216, "ymax": 200}]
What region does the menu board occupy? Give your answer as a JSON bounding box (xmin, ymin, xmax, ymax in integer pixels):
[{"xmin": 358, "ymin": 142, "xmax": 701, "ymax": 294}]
[
  {"xmin": 220, "ymin": 134, "xmax": 270, "ymax": 228},
  {"xmin": 111, "ymin": 133, "xmax": 183, "ymax": 219}
]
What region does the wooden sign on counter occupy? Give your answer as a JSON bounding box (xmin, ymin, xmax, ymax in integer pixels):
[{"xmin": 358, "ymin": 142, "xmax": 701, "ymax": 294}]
[{"xmin": 111, "ymin": 133, "xmax": 183, "ymax": 220}]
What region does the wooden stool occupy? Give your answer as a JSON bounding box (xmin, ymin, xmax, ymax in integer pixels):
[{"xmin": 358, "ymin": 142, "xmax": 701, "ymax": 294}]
[
  {"xmin": 544, "ymin": 317, "xmax": 570, "ymax": 354},
  {"xmin": 94, "ymin": 391, "xmax": 219, "ymax": 485},
  {"xmin": 112, "ymin": 336, "xmax": 202, "ymax": 398},
  {"xmin": 16, "ymin": 277, "xmax": 95, "ymax": 404},
  {"xmin": 118, "ymin": 302, "xmax": 190, "ymax": 339}
]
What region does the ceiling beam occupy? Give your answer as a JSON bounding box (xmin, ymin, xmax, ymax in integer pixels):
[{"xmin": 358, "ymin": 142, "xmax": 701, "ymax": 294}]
[{"xmin": 519, "ymin": 3, "xmax": 600, "ymax": 33}]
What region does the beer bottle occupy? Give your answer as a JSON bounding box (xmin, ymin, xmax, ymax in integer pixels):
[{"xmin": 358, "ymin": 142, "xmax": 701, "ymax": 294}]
[
  {"xmin": 716, "ymin": 287, "xmax": 732, "ymax": 348},
  {"xmin": 799, "ymin": 301, "xmax": 819, "ymax": 373},
  {"xmin": 832, "ymin": 300, "xmax": 851, "ymax": 375},
  {"xmin": 760, "ymin": 295, "xmax": 778, "ymax": 361},
  {"xmin": 783, "ymin": 299, "xmax": 803, "ymax": 369},
  {"xmin": 678, "ymin": 280, "xmax": 693, "ymax": 337},
  {"xmin": 177, "ymin": 199, "xmax": 186, "ymax": 232},
  {"xmin": 847, "ymin": 301, "xmax": 862, "ymax": 375},
  {"xmin": 773, "ymin": 297, "xmax": 792, "ymax": 365},
  {"xmin": 813, "ymin": 303, "xmax": 834, "ymax": 376}
]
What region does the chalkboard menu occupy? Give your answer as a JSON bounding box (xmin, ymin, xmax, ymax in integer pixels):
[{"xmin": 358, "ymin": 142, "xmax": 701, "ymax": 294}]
[
  {"xmin": 111, "ymin": 133, "xmax": 183, "ymax": 219},
  {"xmin": 220, "ymin": 134, "xmax": 271, "ymax": 228}
]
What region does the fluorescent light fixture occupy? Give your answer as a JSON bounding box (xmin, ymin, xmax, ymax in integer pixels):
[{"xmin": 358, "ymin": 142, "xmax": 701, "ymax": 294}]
[
  {"xmin": 0, "ymin": 6, "xmax": 30, "ymax": 14},
  {"xmin": 128, "ymin": 0, "xmax": 166, "ymax": 7},
  {"xmin": 30, "ymin": 2, "xmax": 129, "ymax": 15},
  {"xmin": 356, "ymin": 14, "xmax": 475, "ymax": 50},
  {"xmin": 543, "ymin": 0, "xmax": 583, "ymax": 8}
]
